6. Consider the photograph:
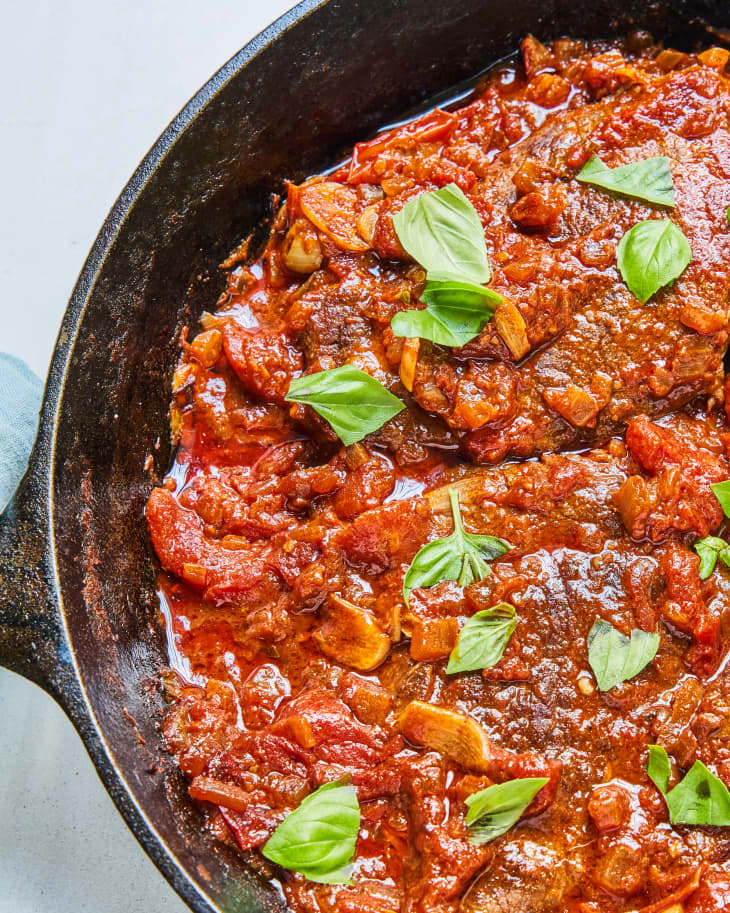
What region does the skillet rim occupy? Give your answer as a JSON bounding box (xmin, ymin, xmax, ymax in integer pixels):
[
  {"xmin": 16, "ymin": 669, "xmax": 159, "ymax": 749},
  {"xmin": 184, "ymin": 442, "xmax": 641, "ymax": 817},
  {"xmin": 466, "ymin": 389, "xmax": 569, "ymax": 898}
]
[{"xmin": 1, "ymin": 3, "xmax": 325, "ymax": 912}]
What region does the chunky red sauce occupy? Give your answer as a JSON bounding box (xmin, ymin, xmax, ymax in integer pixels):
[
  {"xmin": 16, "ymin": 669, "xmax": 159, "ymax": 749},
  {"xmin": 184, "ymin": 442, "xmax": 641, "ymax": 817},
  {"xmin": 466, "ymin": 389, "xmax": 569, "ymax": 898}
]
[{"xmin": 147, "ymin": 34, "xmax": 730, "ymax": 913}]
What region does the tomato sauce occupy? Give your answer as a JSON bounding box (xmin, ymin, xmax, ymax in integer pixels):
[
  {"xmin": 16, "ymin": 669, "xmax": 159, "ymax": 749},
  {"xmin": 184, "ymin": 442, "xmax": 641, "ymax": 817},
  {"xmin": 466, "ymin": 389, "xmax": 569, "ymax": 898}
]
[{"xmin": 147, "ymin": 34, "xmax": 730, "ymax": 912}]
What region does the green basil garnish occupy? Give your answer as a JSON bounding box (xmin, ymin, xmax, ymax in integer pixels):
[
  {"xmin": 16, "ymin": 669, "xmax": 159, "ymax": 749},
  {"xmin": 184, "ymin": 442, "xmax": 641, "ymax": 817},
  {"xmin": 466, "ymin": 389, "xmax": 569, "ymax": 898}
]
[
  {"xmin": 403, "ymin": 488, "xmax": 509, "ymax": 607},
  {"xmin": 647, "ymin": 744, "xmax": 671, "ymax": 794},
  {"xmin": 446, "ymin": 602, "xmax": 518, "ymax": 674},
  {"xmin": 697, "ymin": 482, "xmax": 730, "ymax": 577},
  {"xmin": 711, "ymin": 480, "xmax": 730, "ymax": 518},
  {"xmin": 391, "ymin": 184, "xmax": 500, "ymax": 346},
  {"xmin": 465, "ymin": 777, "xmax": 550, "ymax": 845},
  {"xmin": 647, "ymin": 745, "xmax": 730, "ymax": 826},
  {"xmin": 587, "ymin": 619, "xmax": 660, "ymax": 692},
  {"xmin": 285, "ymin": 365, "xmax": 404, "ymax": 446},
  {"xmin": 577, "ymin": 155, "xmax": 675, "ymax": 207},
  {"xmin": 393, "ymin": 183, "xmax": 491, "ymax": 285},
  {"xmin": 694, "ymin": 535, "xmax": 730, "ymax": 580},
  {"xmin": 262, "ymin": 780, "xmax": 360, "ymax": 883},
  {"xmin": 391, "ymin": 278, "xmax": 502, "ymax": 347},
  {"xmin": 616, "ymin": 219, "xmax": 691, "ymax": 303}
]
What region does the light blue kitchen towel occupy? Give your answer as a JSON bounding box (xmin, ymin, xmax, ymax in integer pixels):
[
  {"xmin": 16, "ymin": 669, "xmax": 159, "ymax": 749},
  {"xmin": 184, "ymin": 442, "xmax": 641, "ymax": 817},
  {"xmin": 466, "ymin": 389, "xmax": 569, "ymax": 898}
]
[{"xmin": 0, "ymin": 354, "xmax": 43, "ymax": 512}]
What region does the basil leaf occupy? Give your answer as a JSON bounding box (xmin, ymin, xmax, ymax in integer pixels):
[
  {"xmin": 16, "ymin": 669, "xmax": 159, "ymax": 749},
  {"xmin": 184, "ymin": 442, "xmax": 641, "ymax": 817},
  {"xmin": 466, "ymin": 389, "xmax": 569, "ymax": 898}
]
[
  {"xmin": 465, "ymin": 777, "xmax": 549, "ymax": 845},
  {"xmin": 726, "ymin": 206, "xmax": 730, "ymax": 226},
  {"xmin": 694, "ymin": 536, "xmax": 730, "ymax": 580},
  {"xmin": 587, "ymin": 619, "xmax": 660, "ymax": 691},
  {"xmin": 577, "ymin": 155, "xmax": 675, "ymax": 207},
  {"xmin": 666, "ymin": 761, "xmax": 730, "ymax": 826},
  {"xmin": 711, "ymin": 480, "xmax": 730, "ymax": 518},
  {"xmin": 285, "ymin": 365, "xmax": 405, "ymax": 446},
  {"xmin": 647, "ymin": 746, "xmax": 730, "ymax": 826},
  {"xmin": 391, "ymin": 278, "xmax": 502, "ymax": 346},
  {"xmin": 616, "ymin": 219, "xmax": 691, "ymax": 303},
  {"xmin": 391, "ymin": 184, "xmax": 501, "ymax": 347},
  {"xmin": 446, "ymin": 602, "xmax": 518, "ymax": 674},
  {"xmin": 403, "ymin": 488, "xmax": 509, "ymax": 607},
  {"xmin": 648, "ymin": 745, "xmax": 671, "ymax": 795},
  {"xmin": 262, "ymin": 780, "xmax": 360, "ymax": 883},
  {"xmin": 393, "ymin": 184, "xmax": 491, "ymax": 285}
]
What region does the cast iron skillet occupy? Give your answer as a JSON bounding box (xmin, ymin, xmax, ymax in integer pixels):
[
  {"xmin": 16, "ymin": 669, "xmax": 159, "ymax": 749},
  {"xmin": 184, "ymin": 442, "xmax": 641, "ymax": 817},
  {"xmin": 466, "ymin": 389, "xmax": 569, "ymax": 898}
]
[{"xmin": 1, "ymin": 1, "xmax": 728, "ymax": 910}]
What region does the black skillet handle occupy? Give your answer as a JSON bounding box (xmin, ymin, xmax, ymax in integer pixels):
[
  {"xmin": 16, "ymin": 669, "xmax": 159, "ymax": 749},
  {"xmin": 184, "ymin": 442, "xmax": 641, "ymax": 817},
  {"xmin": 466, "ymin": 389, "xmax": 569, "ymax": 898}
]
[{"xmin": 0, "ymin": 440, "xmax": 75, "ymax": 705}]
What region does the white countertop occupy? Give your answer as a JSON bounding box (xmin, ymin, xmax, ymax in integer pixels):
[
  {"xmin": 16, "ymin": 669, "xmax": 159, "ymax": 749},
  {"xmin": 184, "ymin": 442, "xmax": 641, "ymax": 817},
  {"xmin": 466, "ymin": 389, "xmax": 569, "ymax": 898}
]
[{"xmin": 0, "ymin": 2, "xmax": 296, "ymax": 909}]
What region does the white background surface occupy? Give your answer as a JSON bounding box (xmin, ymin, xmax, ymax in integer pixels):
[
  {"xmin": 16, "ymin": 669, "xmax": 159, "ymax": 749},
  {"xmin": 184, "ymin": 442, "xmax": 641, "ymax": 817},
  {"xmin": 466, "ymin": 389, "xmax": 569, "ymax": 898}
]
[{"xmin": 0, "ymin": 2, "xmax": 297, "ymax": 910}]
